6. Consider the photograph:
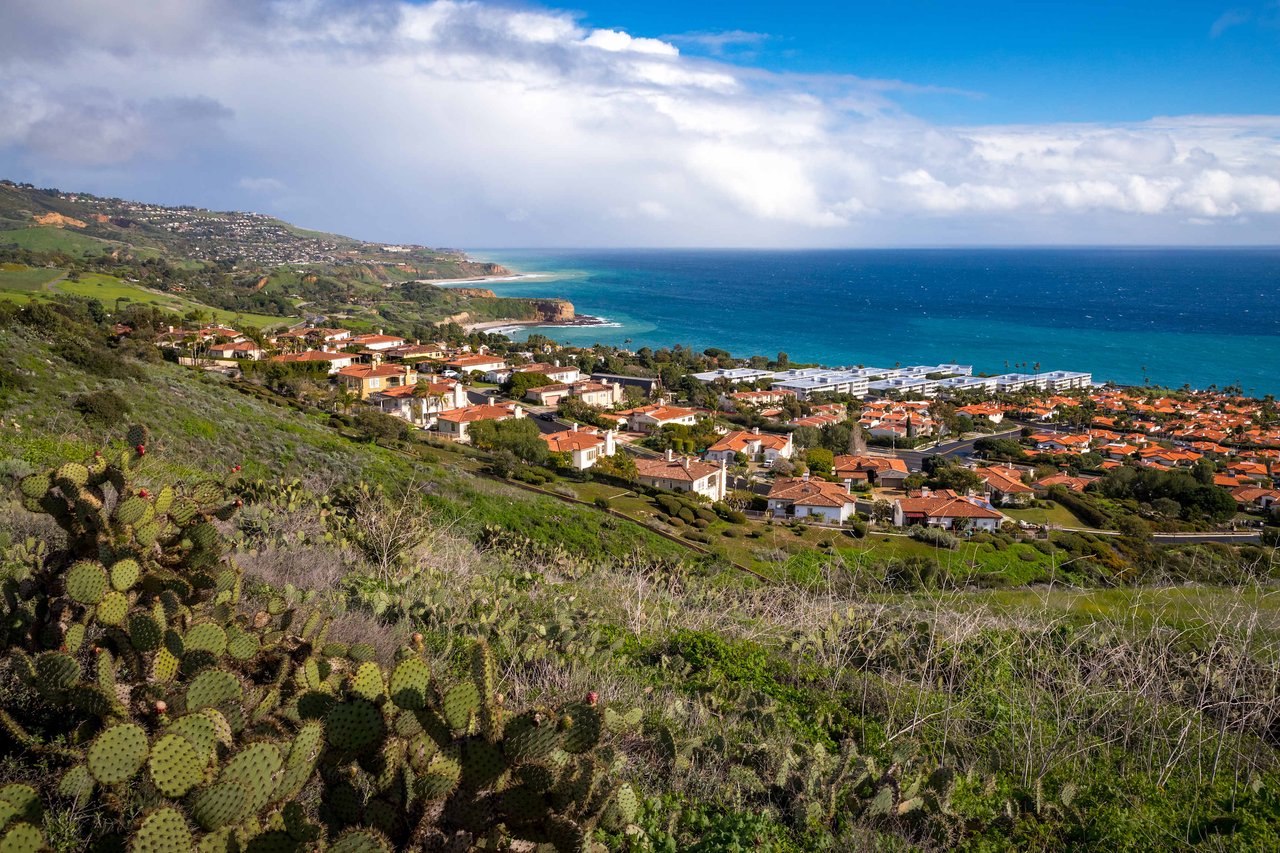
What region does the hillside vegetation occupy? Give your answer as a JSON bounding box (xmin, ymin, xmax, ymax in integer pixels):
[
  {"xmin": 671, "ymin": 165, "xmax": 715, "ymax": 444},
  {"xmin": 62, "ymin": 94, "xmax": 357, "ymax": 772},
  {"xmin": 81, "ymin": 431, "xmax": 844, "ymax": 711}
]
[{"xmin": 1, "ymin": 279, "xmax": 1280, "ymax": 850}]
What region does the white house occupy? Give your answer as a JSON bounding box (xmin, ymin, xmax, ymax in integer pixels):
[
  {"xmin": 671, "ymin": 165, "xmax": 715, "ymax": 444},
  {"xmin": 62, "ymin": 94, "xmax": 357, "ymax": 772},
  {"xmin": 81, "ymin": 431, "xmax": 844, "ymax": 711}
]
[
  {"xmin": 369, "ymin": 379, "xmax": 469, "ymax": 427},
  {"xmin": 635, "ymin": 451, "xmax": 727, "ymax": 501},
  {"xmin": 435, "ymin": 403, "xmax": 524, "ymax": 442},
  {"xmin": 690, "ymin": 367, "xmax": 777, "ymax": 384},
  {"xmin": 541, "ymin": 425, "xmax": 617, "ymax": 470},
  {"xmin": 269, "ymin": 350, "xmax": 357, "ymax": 374},
  {"xmin": 624, "ymin": 404, "xmax": 700, "ymax": 433},
  {"xmin": 892, "ymin": 489, "xmax": 1003, "ymax": 531},
  {"xmin": 704, "ymin": 429, "xmax": 794, "ymax": 465},
  {"xmin": 766, "ymin": 476, "xmax": 858, "ymax": 524}
]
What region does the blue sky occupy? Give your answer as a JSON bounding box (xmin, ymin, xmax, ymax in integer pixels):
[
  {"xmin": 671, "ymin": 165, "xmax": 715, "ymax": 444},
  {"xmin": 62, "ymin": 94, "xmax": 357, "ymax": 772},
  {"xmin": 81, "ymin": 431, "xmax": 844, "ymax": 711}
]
[
  {"xmin": 1, "ymin": 1, "xmax": 1277, "ymax": 247},
  {"xmin": 576, "ymin": 0, "xmax": 1280, "ymax": 123}
]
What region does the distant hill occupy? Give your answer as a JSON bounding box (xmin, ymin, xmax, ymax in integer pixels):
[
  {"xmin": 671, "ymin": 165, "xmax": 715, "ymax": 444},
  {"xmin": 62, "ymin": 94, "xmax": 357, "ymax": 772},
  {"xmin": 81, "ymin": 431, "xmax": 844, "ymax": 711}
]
[{"xmin": 0, "ymin": 180, "xmax": 572, "ymax": 332}]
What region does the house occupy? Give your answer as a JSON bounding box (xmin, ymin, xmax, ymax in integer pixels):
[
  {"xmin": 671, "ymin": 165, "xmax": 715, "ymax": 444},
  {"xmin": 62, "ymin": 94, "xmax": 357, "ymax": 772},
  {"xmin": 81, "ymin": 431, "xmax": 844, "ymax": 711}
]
[
  {"xmin": 195, "ymin": 326, "xmax": 243, "ymax": 342},
  {"xmin": 956, "ymin": 403, "xmax": 1005, "ymax": 424},
  {"xmin": 623, "ymin": 404, "xmax": 700, "ymax": 433},
  {"xmin": 892, "ymin": 489, "xmax": 1003, "ymax": 531},
  {"xmin": 1033, "ymin": 474, "xmax": 1093, "ymax": 493},
  {"xmin": 383, "ymin": 343, "xmax": 448, "ymax": 362},
  {"xmin": 207, "ymin": 340, "xmax": 265, "ymax": 361},
  {"xmin": 270, "ymin": 350, "xmax": 356, "ymax": 374},
  {"xmin": 723, "ymin": 389, "xmax": 796, "ymax": 410},
  {"xmin": 271, "ymin": 327, "xmax": 351, "ymax": 347},
  {"xmin": 833, "ymin": 455, "xmax": 910, "ymax": 489},
  {"xmin": 369, "ymin": 379, "xmax": 468, "ymax": 427},
  {"xmin": 1031, "ymin": 433, "xmax": 1092, "ymax": 454},
  {"xmin": 1231, "ymin": 486, "xmax": 1280, "ymax": 512},
  {"xmin": 336, "ymin": 361, "xmax": 418, "ymax": 399},
  {"xmin": 703, "ymin": 429, "xmax": 794, "ymax": 465},
  {"xmin": 446, "ymin": 354, "xmax": 508, "ymax": 376},
  {"xmin": 349, "ymin": 333, "xmax": 406, "ymax": 352},
  {"xmin": 590, "ymin": 373, "xmax": 661, "ymax": 397},
  {"xmin": 541, "ymin": 425, "xmax": 617, "ymax": 470},
  {"xmin": 524, "ymin": 380, "xmax": 624, "ymax": 408},
  {"xmin": 766, "ymin": 476, "xmax": 858, "ymax": 524},
  {"xmin": 635, "ymin": 451, "xmax": 727, "ymax": 501},
  {"xmin": 436, "ymin": 403, "xmax": 524, "ymax": 442},
  {"xmin": 974, "ymin": 466, "xmax": 1035, "ymax": 505},
  {"xmin": 487, "ymin": 362, "xmax": 582, "ymax": 385}
]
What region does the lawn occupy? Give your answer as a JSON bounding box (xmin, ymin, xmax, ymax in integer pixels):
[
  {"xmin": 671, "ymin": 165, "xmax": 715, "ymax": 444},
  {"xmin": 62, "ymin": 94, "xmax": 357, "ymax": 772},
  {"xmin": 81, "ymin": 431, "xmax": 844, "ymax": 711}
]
[
  {"xmin": 0, "ymin": 266, "xmax": 293, "ymax": 328},
  {"xmin": 1001, "ymin": 500, "xmax": 1088, "ymax": 528},
  {"xmin": 0, "ymin": 226, "xmax": 119, "ymax": 256},
  {"xmin": 0, "ymin": 264, "xmax": 65, "ymax": 292}
]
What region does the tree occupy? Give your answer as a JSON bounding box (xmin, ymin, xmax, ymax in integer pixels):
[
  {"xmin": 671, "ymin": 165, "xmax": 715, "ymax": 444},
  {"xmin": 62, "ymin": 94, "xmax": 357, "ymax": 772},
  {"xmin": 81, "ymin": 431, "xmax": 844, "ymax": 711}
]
[
  {"xmin": 354, "ymin": 409, "xmax": 409, "ymax": 443},
  {"xmin": 594, "ymin": 451, "xmax": 638, "ymax": 482},
  {"xmin": 468, "ymin": 417, "xmax": 548, "ymax": 464},
  {"xmin": 503, "ymin": 371, "xmax": 553, "ymax": 398},
  {"xmin": 806, "ymin": 447, "xmax": 834, "ymax": 476}
]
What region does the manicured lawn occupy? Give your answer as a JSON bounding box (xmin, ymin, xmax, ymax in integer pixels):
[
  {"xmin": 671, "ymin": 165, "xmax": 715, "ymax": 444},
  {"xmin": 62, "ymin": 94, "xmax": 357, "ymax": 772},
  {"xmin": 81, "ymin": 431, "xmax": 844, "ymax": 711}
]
[{"xmin": 1001, "ymin": 500, "xmax": 1088, "ymax": 528}]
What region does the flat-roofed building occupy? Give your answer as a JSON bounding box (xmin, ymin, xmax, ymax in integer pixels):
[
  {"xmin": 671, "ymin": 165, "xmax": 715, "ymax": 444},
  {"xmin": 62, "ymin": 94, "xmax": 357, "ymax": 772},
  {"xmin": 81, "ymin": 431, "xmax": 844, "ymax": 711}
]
[
  {"xmin": 1040, "ymin": 370, "xmax": 1093, "ymax": 391},
  {"xmin": 690, "ymin": 367, "xmax": 776, "ymax": 384},
  {"xmin": 867, "ymin": 376, "xmax": 939, "ymax": 398},
  {"xmin": 770, "ymin": 370, "xmax": 869, "ymax": 400}
]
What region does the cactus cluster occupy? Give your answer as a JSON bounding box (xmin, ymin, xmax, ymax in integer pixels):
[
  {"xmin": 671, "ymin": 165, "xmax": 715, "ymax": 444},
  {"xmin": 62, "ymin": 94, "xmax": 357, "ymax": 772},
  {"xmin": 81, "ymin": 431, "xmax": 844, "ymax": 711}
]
[{"xmin": 0, "ymin": 430, "xmax": 636, "ymax": 851}]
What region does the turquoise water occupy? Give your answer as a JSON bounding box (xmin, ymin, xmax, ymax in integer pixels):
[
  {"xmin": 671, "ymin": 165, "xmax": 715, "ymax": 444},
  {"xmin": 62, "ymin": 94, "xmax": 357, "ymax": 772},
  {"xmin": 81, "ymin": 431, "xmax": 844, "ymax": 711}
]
[{"xmin": 461, "ymin": 248, "xmax": 1280, "ymax": 395}]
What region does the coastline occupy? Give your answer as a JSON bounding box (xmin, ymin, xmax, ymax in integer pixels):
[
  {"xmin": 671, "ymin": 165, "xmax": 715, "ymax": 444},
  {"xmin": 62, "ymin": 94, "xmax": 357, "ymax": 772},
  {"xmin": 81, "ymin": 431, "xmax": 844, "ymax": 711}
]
[
  {"xmin": 413, "ymin": 272, "xmax": 549, "ymax": 287},
  {"xmin": 463, "ymin": 315, "xmax": 611, "ymax": 334}
]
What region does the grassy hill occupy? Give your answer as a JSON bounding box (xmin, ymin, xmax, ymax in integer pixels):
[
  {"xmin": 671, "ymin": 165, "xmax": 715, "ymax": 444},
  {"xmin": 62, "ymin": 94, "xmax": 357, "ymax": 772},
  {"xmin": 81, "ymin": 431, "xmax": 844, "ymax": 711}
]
[
  {"xmin": 0, "ymin": 180, "xmax": 565, "ymax": 334},
  {"xmin": 1, "ymin": 283, "xmax": 1279, "ymax": 851}
]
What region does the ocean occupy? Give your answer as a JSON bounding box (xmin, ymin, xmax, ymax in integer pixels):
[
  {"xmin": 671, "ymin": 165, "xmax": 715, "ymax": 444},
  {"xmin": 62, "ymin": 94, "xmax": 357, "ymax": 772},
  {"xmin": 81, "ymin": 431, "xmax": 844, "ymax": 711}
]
[{"xmin": 459, "ymin": 248, "xmax": 1280, "ymax": 395}]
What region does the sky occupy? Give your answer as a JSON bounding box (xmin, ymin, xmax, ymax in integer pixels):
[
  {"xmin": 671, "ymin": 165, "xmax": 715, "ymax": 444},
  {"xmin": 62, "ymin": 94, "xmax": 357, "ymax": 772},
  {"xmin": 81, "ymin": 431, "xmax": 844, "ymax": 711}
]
[{"xmin": 0, "ymin": 0, "xmax": 1278, "ymax": 247}]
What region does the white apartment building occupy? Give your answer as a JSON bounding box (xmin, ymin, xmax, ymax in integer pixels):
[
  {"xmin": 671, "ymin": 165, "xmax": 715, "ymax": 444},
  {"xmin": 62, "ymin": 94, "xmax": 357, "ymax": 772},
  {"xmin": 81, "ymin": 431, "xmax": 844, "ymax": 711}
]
[{"xmin": 769, "ymin": 369, "xmax": 869, "ymax": 400}]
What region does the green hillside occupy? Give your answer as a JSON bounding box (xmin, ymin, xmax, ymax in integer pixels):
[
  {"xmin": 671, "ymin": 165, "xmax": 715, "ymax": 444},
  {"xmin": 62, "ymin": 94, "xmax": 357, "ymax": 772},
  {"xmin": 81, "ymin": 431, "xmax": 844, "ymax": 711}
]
[{"xmin": 1, "ymin": 273, "xmax": 1279, "ymax": 852}]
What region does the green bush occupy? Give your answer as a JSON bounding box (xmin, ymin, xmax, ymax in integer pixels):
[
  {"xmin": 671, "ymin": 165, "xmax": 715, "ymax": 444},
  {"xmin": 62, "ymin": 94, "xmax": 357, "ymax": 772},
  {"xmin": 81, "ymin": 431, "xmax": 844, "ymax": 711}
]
[{"xmin": 72, "ymin": 389, "xmax": 130, "ymax": 424}]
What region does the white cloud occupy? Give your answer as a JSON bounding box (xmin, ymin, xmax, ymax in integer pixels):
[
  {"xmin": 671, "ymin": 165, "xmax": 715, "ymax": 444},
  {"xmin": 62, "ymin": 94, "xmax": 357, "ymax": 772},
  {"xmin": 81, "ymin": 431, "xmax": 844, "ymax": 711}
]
[{"xmin": 0, "ymin": 0, "xmax": 1277, "ymax": 246}]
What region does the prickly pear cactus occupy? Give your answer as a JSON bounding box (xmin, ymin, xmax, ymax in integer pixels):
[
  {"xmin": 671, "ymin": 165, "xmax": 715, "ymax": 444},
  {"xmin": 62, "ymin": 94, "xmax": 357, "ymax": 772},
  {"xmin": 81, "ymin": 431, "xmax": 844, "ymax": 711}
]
[{"xmin": 1, "ymin": 432, "xmax": 637, "ymax": 851}]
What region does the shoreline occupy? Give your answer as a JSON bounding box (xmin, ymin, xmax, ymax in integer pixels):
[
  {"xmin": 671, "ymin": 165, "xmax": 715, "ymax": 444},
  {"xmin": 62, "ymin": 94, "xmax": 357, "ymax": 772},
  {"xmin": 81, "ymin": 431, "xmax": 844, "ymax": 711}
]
[
  {"xmin": 412, "ymin": 272, "xmax": 549, "ymax": 287},
  {"xmin": 463, "ymin": 315, "xmax": 611, "ymax": 334}
]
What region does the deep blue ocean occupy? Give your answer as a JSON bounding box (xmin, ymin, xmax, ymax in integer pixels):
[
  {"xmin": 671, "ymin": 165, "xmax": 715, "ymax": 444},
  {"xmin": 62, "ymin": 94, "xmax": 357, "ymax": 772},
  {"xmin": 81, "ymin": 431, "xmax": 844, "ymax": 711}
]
[{"xmin": 462, "ymin": 249, "xmax": 1280, "ymax": 395}]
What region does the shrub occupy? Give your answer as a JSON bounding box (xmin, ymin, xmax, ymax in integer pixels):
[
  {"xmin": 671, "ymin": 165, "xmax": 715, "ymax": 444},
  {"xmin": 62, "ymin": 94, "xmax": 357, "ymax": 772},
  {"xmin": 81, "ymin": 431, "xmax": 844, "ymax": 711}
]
[
  {"xmin": 908, "ymin": 525, "xmax": 959, "ymax": 550},
  {"xmin": 594, "ymin": 496, "xmax": 611, "ymax": 510},
  {"xmin": 72, "ymin": 389, "xmax": 130, "ymax": 424}
]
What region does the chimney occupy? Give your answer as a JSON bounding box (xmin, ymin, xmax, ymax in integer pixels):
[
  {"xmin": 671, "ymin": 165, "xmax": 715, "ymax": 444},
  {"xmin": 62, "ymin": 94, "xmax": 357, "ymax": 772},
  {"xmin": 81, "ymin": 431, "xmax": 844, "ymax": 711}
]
[
  {"xmin": 571, "ymin": 422, "xmax": 578, "ymax": 432},
  {"xmin": 802, "ymin": 471, "xmax": 810, "ymax": 482},
  {"xmin": 752, "ymin": 426, "xmax": 760, "ymax": 434},
  {"xmin": 377, "ymin": 328, "xmax": 384, "ymax": 335},
  {"xmin": 666, "ymin": 448, "xmax": 674, "ymax": 462}
]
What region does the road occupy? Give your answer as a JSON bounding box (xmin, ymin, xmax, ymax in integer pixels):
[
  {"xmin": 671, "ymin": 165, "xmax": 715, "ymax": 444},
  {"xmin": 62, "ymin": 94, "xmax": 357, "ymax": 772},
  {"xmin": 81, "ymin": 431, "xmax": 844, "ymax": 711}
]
[{"xmin": 892, "ymin": 427, "xmax": 1023, "ymax": 471}]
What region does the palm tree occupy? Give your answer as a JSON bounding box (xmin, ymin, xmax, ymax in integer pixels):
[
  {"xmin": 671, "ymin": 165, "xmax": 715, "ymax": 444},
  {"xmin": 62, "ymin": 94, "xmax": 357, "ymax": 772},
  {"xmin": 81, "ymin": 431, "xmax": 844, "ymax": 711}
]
[{"xmin": 411, "ymin": 380, "xmax": 445, "ymax": 426}]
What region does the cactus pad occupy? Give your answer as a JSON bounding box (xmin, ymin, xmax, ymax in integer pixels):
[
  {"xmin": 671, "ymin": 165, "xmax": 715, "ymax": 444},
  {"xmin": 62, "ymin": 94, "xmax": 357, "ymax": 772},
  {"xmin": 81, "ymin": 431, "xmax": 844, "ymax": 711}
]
[
  {"xmin": 66, "ymin": 560, "xmax": 109, "ymax": 605},
  {"xmin": 189, "ymin": 780, "xmax": 250, "ymax": 831},
  {"xmin": 58, "ymin": 765, "xmax": 95, "ymax": 805},
  {"xmin": 546, "ymin": 814, "xmax": 586, "ymax": 853},
  {"xmin": 388, "ymin": 658, "xmax": 431, "ymax": 711},
  {"xmin": 186, "ymin": 669, "xmax": 241, "ymax": 712},
  {"xmin": 218, "ymin": 742, "xmax": 283, "ymax": 816},
  {"xmin": 274, "ymin": 721, "xmax": 324, "ymax": 802},
  {"xmin": 348, "ymin": 642, "xmax": 376, "ymax": 663},
  {"xmin": 34, "ymin": 652, "xmax": 81, "ymax": 694},
  {"xmin": 115, "ymin": 496, "xmax": 151, "ymax": 527},
  {"xmin": 169, "ymin": 713, "xmax": 218, "ymax": 762},
  {"xmin": 505, "ymin": 712, "xmax": 560, "ymax": 762},
  {"xmin": 96, "ymin": 590, "xmax": 129, "ymax": 626},
  {"xmin": 325, "ymin": 699, "xmax": 385, "ymax": 753},
  {"xmin": 329, "ymin": 829, "xmax": 394, "ymax": 853},
  {"xmin": 55, "ymin": 462, "xmax": 90, "ymax": 488},
  {"xmin": 128, "ymin": 612, "xmax": 163, "ymax": 652},
  {"xmin": 185, "ymin": 623, "xmax": 228, "ymax": 657},
  {"xmin": 559, "ymin": 703, "xmax": 603, "ymax": 754},
  {"xmin": 18, "ymin": 474, "xmax": 50, "ymax": 499},
  {"xmin": 225, "ymin": 626, "xmax": 259, "ymax": 661},
  {"xmin": 0, "ymin": 785, "xmax": 41, "ymax": 827},
  {"xmin": 110, "ymin": 558, "xmax": 141, "ymax": 591},
  {"xmin": 462, "ymin": 738, "xmax": 507, "ymax": 788},
  {"xmin": 442, "ymin": 682, "xmax": 480, "ymax": 733},
  {"xmin": 128, "ymin": 807, "xmax": 191, "ymax": 853},
  {"xmin": 415, "ymin": 752, "xmax": 461, "ymax": 801},
  {"xmin": 87, "ymin": 723, "xmax": 149, "ymax": 785},
  {"xmin": 151, "ymin": 647, "xmax": 179, "ymax": 683},
  {"xmin": 349, "ymin": 662, "xmax": 385, "ymax": 703},
  {"xmin": 0, "ymin": 822, "xmax": 44, "ymax": 852},
  {"xmin": 148, "ymin": 733, "xmax": 205, "ymax": 797}
]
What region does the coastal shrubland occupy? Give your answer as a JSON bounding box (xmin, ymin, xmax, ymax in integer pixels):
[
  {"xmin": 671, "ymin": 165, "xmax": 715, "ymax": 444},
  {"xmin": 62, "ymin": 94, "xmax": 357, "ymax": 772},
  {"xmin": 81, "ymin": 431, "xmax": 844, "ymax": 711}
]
[{"xmin": 2, "ymin": 298, "xmax": 1280, "ymax": 850}]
